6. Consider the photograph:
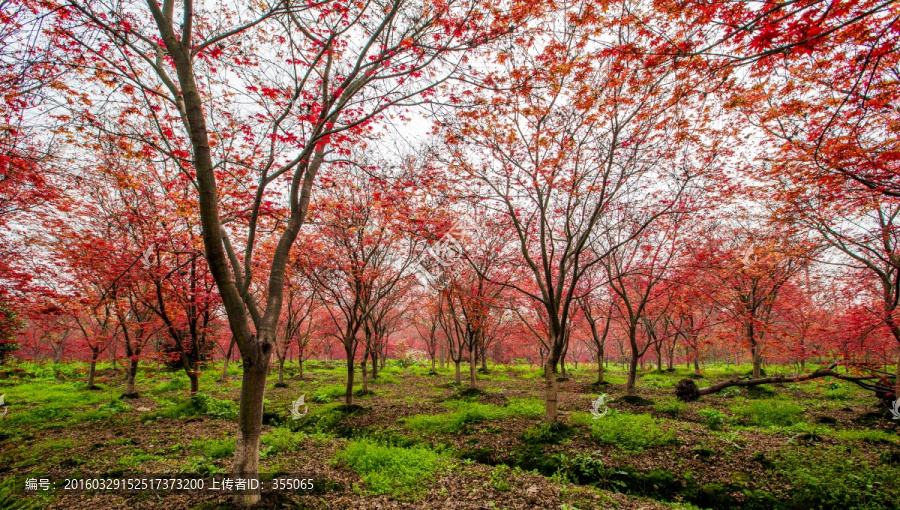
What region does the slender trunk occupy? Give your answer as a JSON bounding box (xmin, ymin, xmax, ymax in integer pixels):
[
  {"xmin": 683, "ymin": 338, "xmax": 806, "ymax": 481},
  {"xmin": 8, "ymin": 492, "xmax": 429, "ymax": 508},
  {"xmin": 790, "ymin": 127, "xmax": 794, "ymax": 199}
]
[
  {"xmin": 627, "ymin": 354, "xmax": 638, "ymax": 396},
  {"xmin": 232, "ymin": 357, "xmax": 269, "ymax": 505},
  {"xmin": 221, "ymin": 338, "xmax": 234, "ymax": 381},
  {"xmin": 896, "ymin": 350, "xmax": 900, "ymax": 395},
  {"xmin": 694, "ymin": 358, "xmax": 700, "ymax": 373},
  {"xmin": 124, "ymin": 357, "xmax": 139, "ymax": 397},
  {"xmin": 481, "ymin": 342, "xmax": 488, "ymax": 372},
  {"xmin": 597, "ymin": 344, "xmax": 605, "ymax": 384},
  {"xmin": 454, "ymin": 360, "xmax": 461, "ymax": 384},
  {"xmin": 345, "ymin": 351, "xmax": 355, "ymax": 406},
  {"xmin": 298, "ymin": 359, "xmax": 304, "ymax": 379},
  {"xmin": 361, "ymin": 357, "xmax": 368, "ymax": 393},
  {"xmin": 752, "ymin": 343, "xmax": 762, "ymax": 378},
  {"xmin": 431, "ymin": 357, "xmax": 436, "ymax": 374},
  {"xmin": 188, "ymin": 367, "xmax": 200, "ymax": 394},
  {"xmin": 370, "ymin": 349, "xmax": 378, "ymax": 380},
  {"xmin": 277, "ymin": 358, "xmax": 285, "ymax": 386},
  {"xmin": 627, "ymin": 329, "xmax": 639, "ymax": 396},
  {"xmin": 469, "ymin": 342, "xmax": 477, "ymax": 388},
  {"xmin": 543, "ymin": 362, "xmax": 558, "ymax": 423},
  {"xmin": 87, "ymin": 350, "xmax": 98, "ymax": 388},
  {"xmin": 656, "ymin": 343, "xmax": 662, "ymax": 371}
]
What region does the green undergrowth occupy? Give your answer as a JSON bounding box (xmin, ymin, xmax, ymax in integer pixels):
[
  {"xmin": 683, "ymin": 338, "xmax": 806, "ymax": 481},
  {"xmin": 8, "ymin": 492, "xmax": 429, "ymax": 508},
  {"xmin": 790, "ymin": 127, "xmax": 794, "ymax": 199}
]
[
  {"xmin": 401, "ymin": 398, "xmax": 544, "ymax": 434},
  {"xmin": 572, "ymin": 411, "xmax": 677, "ymax": 451},
  {"xmin": 163, "ymin": 393, "xmax": 238, "ymax": 420},
  {"xmin": 335, "ymin": 439, "xmax": 448, "ymax": 499}
]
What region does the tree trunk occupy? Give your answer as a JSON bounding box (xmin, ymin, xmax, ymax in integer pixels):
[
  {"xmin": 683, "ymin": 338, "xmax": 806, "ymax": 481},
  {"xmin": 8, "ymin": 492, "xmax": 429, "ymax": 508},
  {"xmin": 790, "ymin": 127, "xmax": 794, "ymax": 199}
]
[
  {"xmin": 298, "ymin": 359, "xmax": 304, "ymax": 379},
  {"xmin": 346, "ymin": 358, "xmax": 355, "ymax": 406},
  {"xmin": 232, "ymin": 358, "xmax": 269, "ymax": 506},
  {"xmin": 752, "ymin": 343, "xmax": 762, "ymax": 378},
  {"xmin": 370, "ymin": 349, "xmax": 378, "ymax": 380},
  {"xmin": 454, "ymin": 360, "xmax": 461, "ymax": 384},
  {"xmin": 221, "ymin": 339, "xmax": 234, "ymax": 381},
  {"xmin": 469, "ymin": 342, "xmax": 477, "ymax": 388},
  {"xmin": 626, "ymin": 354, "xmax": 638, "ymax": 396},
  {"xmin": 87, "ymin": 355, "xmax": 98, "ymax": 389},
  {"xmin": 481, "ymin": 342, "xmax": 488, "ymax": 372},
  {"xmin": 277, "ymin": 358, "xmax": 285, "ymax": 386},
  {"xmin": 431, "ymin": 357, "xmax": 436, "ymax": 374},
  {"xmin": 597, "ymin": 344, "xmax": 605, "ymax": 384},
  {"xmin": 543, "ymin": 362, "xmax": 558, "ymax": 423},
  {"xmin": 895, "ymin": 350, "xmax": 900, "ymax": 395},
  {"xmin": 188, "ymin": 368, "xmax": 200, "ymax": 394},
  {"xmin": 361, "ymin": 357, "xmax": 368, "ymax": 393},
  {"xmin": 124, "ymin": 357, "xmax": 139, "ymax": 397}
]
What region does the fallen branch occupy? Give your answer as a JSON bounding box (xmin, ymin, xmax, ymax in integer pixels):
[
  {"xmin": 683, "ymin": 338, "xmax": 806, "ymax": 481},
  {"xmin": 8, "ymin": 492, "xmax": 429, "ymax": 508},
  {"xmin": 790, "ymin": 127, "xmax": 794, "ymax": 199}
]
[{"xmin": 674, "ymin": 364, "xmax": 895, "ymax": 403}]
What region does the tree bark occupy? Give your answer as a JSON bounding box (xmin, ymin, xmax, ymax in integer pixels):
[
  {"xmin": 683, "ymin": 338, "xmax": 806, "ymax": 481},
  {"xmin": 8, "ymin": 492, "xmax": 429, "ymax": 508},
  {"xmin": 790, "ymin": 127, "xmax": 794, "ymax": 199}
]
[
  {"xmin": 543, "ymin": 362, "xmax": 558, "ymax": 423},
  {"xmin": 597, "ymin": 344, "xmax": 605, "ymax": 384},
  {"xmin": 188, "ymin": 369, "xmax": 200, "ymax": 394},
  {"xmin": 124, "ymin": 357, "xmax": 139, "ymax": 397},
  {"xmin": 752, "ymin": 343, "xmax": 762, "ymax": 378},
  {"xmin": 361, "ymin": 357, "xmax": 368, "ymax": 393},
  {"xmin": 454, "ymin": 360, "xmax": 461, "ymax": 384},
  {"xmin": 232, "ymin": 357, "xmax": 269, "ymax": 504},
  {"xmin": 674, "ymin": 366, "xmax": 890, "ymax": 401},
  {"xmin": 277, "ymin": 358, "xmax": 285, "ymax": 386},
  {"xmin": 468, "ymin": 341, "xmax": 477, "ymax": 388},
  {"xmin": 626, "ymin": 353, "xmax": 639, "ymax": 396}
]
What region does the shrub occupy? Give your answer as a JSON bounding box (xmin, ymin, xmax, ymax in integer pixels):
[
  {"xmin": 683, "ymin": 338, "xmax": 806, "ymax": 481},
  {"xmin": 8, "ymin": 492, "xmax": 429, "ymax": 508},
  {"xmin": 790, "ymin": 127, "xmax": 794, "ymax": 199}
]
[
  {"xmin": 654, "ymin": 397, "xmax": 687, "ymax": 416},
  {"xmin": 729, "ymin": 400, "xmax": 804, "ymax": 427},
  {"xmin": 335, "ymin": 439, "xmax": 445, "ymax": 498},
  {"xmin": 697, "ymin": 408, "xmax": 726, "ymax": 431},
  {"xmin": 311, "ymin": 391, "xmax": 332, "ymax": 404},
  {"xmin": 589, "ymin": 413, "xmax": 676, "ymax": 451},
  {"xmin": 165, "ymin": 394, "xmax": 238, "ymax": 420}
]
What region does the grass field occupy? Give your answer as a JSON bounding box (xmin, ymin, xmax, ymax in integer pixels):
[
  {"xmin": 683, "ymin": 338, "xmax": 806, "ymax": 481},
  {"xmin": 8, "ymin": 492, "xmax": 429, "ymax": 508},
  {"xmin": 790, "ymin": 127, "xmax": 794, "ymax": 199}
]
[{"xmin": 0, "ymin": 360, "xmax": 898, "ymax": 509}]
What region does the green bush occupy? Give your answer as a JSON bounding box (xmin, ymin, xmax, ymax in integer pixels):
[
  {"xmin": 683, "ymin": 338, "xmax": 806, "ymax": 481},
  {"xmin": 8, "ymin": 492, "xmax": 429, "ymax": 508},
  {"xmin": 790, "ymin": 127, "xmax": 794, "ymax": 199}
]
[
  {"xmin": 335, "ymin": 439, "xmax": 445, "ymax": 498},
  {"xmin": 729, "ymin": 400, "xmax": 804, "ymax": 427},
  {"xmin": 589, "ymin": 413, "xmax": 676, "ymax": 451},
  {"xmin": 654, "ymin": 397, "xmax": 687, "ymax": 416},
  {"xmin": 697, "ymin": 408, "xmax": 726, "ymax": 431},
  {"xmin": 165, "ymin": 394, "xmax": 238, "ymax": 420},
  {"xmin": 311, "ymin": 391, "xmax": 332, "ymax": 404}
]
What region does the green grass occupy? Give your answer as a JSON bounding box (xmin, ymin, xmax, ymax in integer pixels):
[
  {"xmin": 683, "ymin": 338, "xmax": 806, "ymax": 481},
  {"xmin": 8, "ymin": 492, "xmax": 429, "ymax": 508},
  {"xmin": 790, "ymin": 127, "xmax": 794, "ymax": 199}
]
[
  {"xmin": 575, "ymin": 412, "xmax": 677, "ymax": 451},
  {"xmin": 335, "ymin": 439, "xmax": 446, "ymax": 498},
  {"xmin": 403, "ymin": 398, "xmax": 545, "ymax": 434},
  {"xmin": 729, "ymin": 399, "xmax": 805, "ymax": 427},
  {"xmin": 654, "ymin": 397, "xmax": 688, "ymax": 416},
  {"xmin": 190, "ymin": 438, "xmax": 235, "ymax": 459},
  {"xmin": 261, "ymin": 428, "xmax": 306, "ymax": 456}
]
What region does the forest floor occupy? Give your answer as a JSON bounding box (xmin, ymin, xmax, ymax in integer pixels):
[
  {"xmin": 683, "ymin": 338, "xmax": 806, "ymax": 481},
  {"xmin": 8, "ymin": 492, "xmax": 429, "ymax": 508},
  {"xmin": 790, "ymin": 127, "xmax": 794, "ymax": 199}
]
[{"xmin": 1, "ymin": 360, "xmax": 899, "ymax": 509}]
